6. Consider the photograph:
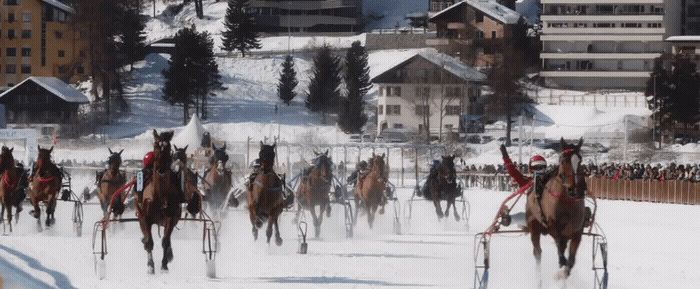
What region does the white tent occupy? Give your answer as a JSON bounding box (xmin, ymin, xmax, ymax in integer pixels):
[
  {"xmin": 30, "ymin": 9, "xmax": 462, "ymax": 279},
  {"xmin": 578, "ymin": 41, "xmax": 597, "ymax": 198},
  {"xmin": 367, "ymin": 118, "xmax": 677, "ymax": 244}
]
[{"xmin": 172, "ymin": 114, "xmax": 206, "ymax": 153}]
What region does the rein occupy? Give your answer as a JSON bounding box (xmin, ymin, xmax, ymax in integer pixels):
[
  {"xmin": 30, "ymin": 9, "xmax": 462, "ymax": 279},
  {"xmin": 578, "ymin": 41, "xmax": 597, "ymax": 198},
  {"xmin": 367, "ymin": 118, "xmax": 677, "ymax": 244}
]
[
  {"xmin": 38, "ymin": 175, "xmax": 58, "ymax": 183},
  {"xmin": 253, "ymin": 179, "xmax": 282, "ymax": 192},
  {"xmin": 3, "ymin": 171, "xmax": 16, "ymax": 188}
]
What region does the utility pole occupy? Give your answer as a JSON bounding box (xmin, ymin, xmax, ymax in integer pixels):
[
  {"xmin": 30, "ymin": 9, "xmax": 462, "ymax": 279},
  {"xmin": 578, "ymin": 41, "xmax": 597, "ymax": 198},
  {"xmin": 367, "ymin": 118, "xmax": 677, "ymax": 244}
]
[
  {"xmin": 287, "ymin": 0, "xmax": 291, "ymax": 54},
  {"xmin": 653, "ymin": 74, "xmax": 657, "ymax": 149},
  {"xmin": 518, "ymin": 115, "xmax": 523, "ymax": 165},
  {"xmin": 623, "ymin": 116, "xmax": 628, "ymax": 163}
]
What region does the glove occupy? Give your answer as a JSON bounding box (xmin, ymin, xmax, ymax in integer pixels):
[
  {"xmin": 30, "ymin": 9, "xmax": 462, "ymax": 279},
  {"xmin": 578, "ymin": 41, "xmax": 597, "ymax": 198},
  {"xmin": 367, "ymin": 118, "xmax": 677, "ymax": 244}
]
[{"xmin": 499, "ymin": 144, "xmax": 508, "ymax": 158}]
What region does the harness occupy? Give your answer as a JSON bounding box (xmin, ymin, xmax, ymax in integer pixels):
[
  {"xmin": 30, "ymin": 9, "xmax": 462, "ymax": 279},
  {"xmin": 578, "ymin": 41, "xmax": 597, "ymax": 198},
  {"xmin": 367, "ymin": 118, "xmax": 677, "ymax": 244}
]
[{"xmin": 3, "ymin": 171, "xmax": 16, "ymax": 188}]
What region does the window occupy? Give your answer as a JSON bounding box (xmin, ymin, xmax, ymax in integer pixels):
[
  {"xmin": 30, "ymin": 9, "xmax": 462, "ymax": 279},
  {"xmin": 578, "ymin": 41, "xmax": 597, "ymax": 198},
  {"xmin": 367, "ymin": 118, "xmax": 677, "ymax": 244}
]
[
  {"xmin": 445, "ymin": 86, "xmax": 462, "ymax": 98},
  {"xmin": 415, "ymin": 105, "xmax": 429, "ymax": 116},
  {"xmin": 415, "ymin": 86, "xmax": 430, "ymax": 97},
  {"xmin": 6, "ymin": 48, "xmax": 16, "ymax": 57},
  {"xmin": 3, "ymin": 0, "xmax": 19, "ymax": 5},
  {"xmin": 55, "ymin": 31, "xmax": 63, "ymax": 39},
  {"xmin": 386, "ymin": 105, "xmax": 401, "ymax": 115},
  {"xmin": 491, "ymin": 31, "xmax": 497, "ymax": 39},
  {"xmin": 475, "ymin": 12, "xmax": 484, "ymax": 23},
  {"xmin": 21, "ymin": 48, "xmax": 30, "ymax": 57},
  {"xmin": 22, "ymin": 13, "xmax": 30, "ymax": 22},
  {"xmin": 58, "ymin": 50, "xmax": 65, "ymax": 57},
  {"xmin": 378, "ymin": 86, "xmax": 383, "ymax": 96},
  {"xmin": 378, "ymin": 105, "xmax": 383, "ymax": 115},
  {"xmin": 445, "ymin": 105, "xmax": 461, "ymax": 115},
  {"xmin": 79, "ymin": 50, "xmax": 86, "ymax": 57},
  {"xmin": 7, "ymin": 29, "xmax": 15, "ymax": 39},
  {"xmin": 77, "ymin": 66, "xmax": 85, "ymax": 74},
  {"xmin": 21, "ymin": 64, "xmax": 30, "ymax": 74},
  {"xmin": 393, "ymin": 123, "xmax": 404, "ymax": 129},
  {"xmin": 8, "ymin": 13, "xmax": 15, "ymax": 23},
  {"xmin": 6, "ymin": 64, "xmax": 16, "ymax": 74},
  {"xmin": 21, "ymin": 30, "xmax": 31, "ymax": 39},
  {"xmin": 475, "ymin": 30, "xmax": 484, "ymax": 39},
  {"xmin": 622, "ymin": 23, "xmax": 641, "ymax": 28},
  {"xmin": 58, "ymin": 65, "xmax": 68, "ymax": 74},
  {"xmin": 41, "ymin": 127, "xmax": 54, "ymax": 136}
]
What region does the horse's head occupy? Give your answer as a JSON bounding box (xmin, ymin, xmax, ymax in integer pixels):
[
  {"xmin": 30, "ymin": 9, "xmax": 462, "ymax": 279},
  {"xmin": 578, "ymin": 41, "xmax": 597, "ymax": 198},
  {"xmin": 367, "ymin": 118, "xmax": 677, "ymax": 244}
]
[
  {"xmin": 371, "ymin": 153, "xmax": 386, "ymax": 181},
  {"xmin": 152, "ymin": 130, "xmax": 174, "ymax": 173},
  {"xmin": 259, "ymin": 141, "xmax": 276, "ymax": 171},
  {"xmin": 0, "ymin": 146, "xmax": 14, "ymax": 171},
  {"xmin": 211, "ymin": 144, "xmax": 229, "ymax": 172},
  {"xmin": 558, "ymin": 137, "xmax": 586, "ymax": 199},
  {"xmin": 439, "ymin": 155, "xmax": 457, "ymax": 184},
  {"xmin": 36, "ymin": 145, "xmax": 53, "ymax": 172},
  {"xmin": 313, "ymin": 149, "xmax": 332, "ymax": 180},
  {"xmin": 107, "ymin": 148, "xmax": 123, "ymax": 172}
]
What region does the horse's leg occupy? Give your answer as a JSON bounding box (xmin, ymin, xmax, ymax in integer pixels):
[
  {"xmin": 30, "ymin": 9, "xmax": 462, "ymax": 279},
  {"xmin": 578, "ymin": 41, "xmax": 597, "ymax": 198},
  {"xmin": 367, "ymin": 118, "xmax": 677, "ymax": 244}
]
[
  {"xmin": 368, "ymin": 203, "xmax": 376, "ymax": 229},
  {"xmin": 353, "ymin": 192, "xmax": 360, "ymax": 226},
  {"xmin": 249, "ymin": 206, "xmax": 258, "ymax": 241},
  {"xmin": 273, "ymin": 206, "xmax": 283, "ymax": 246},
  {"xmin": 6, "ymin": 202, "xmax": 12, "ymax": 232},
  {"xmin": 529, "ymin": 222, "xmax": 543, "ymax": 288},
  {"xmin": 555, "ymin": 237, "xmax": 568, "ymax": 268},
  {"xmin": 1, "ymin": 204, "xmax": 7, "ymax": 232},
  {"xmin": 565, "ymin": 233, "xmax": 583, "ymax": 275},
  {"xmin": 161, "ymin": 219, "xmax": 176, "ymax": 272},
  {"xmin": 139, "ymin": 221, "xmax": 155, "ymax": 274},
  {"xmin": 266, "ymin": 213, "xmax": 274, "ymax": 244},
  {"xmin": 451, "ymin": 197, "xmax": 460, "ymax": 221},
  {"xmin": 46, "ymin": 196, "xmax": 57, "ymax": 227},
  {"xmin": 325, "ymin": 198, "xmax": 331, "ymax": 218},
  {"xmin": 433, "ymin": 198, "xmax": 444, "ymax": 219},
  {"xmin": 444, "ymin": 198, "xmax": 451, "ymax": 218},
  {"xmin": 309, "ymin": 203, "xmax": 320, "ymax": 237}
]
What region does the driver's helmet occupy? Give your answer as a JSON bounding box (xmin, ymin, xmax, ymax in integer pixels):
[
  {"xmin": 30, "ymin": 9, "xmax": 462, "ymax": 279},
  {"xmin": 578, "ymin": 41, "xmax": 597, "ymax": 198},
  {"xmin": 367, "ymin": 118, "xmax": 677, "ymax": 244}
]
[
  {"xmin": 143, "ymin": 151, "xmax": 154, "ymax": 168},
  {"xmin": 431, "ymin": 160, "xmax": 440, "ymax": 168},
  {"xmin": 251, "ymin": 158, "xmax": 261, "ymax": 169},
  {"xmin": 529, "ymin": 155, "xmax": 547, "ymax": 173}
]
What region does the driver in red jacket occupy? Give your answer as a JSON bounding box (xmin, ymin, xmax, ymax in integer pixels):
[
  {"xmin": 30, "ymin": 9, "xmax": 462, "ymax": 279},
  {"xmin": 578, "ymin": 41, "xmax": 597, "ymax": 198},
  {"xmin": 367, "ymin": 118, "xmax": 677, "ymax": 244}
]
[{"xmin": 500, "ymin": 144, "xmax": 547, "ymax": 191}]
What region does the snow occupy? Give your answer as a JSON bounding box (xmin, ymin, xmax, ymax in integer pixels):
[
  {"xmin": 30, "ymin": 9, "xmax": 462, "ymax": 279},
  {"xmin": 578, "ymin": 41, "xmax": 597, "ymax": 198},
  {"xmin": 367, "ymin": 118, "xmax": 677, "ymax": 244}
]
[
  {"xmin": 372, "ymin": 50, "xmax": 487, "ymax": 83},
  {"xmin": 42, "ymin": 0, "xmax": 75, "ymax": 14},
  {"xmin": 1, "ymin": 181, "xmax": 699, "ymax": 288},
  {"xmin": 516, "ymin": 0, "xmax": 540, "ymax": 25},
  {"xmin": 431, "ymin": 1, "xmax": 522, "ymax": 25},
  {"xmin": 0, "ymin": 77, "xmax": 90, "ymax": 104},
  {"xmin": 363, "ymin": 0, "xmax": 429, "ymax": 30},
  {"xmin": 666, "ymin": 35, "xmax": 700, "ymax": 42}
]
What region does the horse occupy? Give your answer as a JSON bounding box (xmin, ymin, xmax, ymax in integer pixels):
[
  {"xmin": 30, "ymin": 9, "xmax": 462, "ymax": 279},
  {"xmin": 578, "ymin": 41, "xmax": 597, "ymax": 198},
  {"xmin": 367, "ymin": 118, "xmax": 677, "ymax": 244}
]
[
  {"xmin": 97, "ymin": 149, "xmax": 127, "ymax": 217},
  {"xmin": 354, "ymin": 153, "xmax": 387, "ymax": 229},
  {"xmin": 0, "ymin": 146, "xmax": 20, "ymax": 232},
  {"xmin": 423, "ymin": 155, "xmax": 461, "ymax": 221},
  {"xmin": 246, "ymin": 142, "xmax": 284, "ymax": 246},
  {"xmin": 202, "ymin": 144, "xmax": 232, "ymax": 211},
  {"xmin": 28, "ymin": 146, "xmax": 63, "ymax": 229},
  {"xmin": 526, "ymin": 138, "xmax": 587, "ymax": 279},
  {"xmin": 137, "ymin": 130, "xmax": 182, "ymax": 274},
  {"xmin": 172, "ymin": 145, "xmax": 202, "ymax": 216},
  {"xmin": 295, "ymin": 149, "xmax": 333, "ymax": 238}
]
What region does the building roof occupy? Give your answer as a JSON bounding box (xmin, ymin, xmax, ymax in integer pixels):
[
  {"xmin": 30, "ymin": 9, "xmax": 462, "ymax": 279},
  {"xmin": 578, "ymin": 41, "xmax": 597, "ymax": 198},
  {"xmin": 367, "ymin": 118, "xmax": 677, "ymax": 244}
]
[
  {"xmin": 372, "ymin": 51, "xmax": 487, "ymax": 83},
  {"xmin": 430, "ymin": 0, "xmax": 521, "ymax": 25},
  {"xmin": 0, "ymin": 77, "xmax": 89, "ymax": 103},
  {"xmin": 666, "ymin": 35, "xmax": 700, "ymax": 43},
  {"xmin": 42, "ymin": 0, "xmax": 76, "ymax": 14}
]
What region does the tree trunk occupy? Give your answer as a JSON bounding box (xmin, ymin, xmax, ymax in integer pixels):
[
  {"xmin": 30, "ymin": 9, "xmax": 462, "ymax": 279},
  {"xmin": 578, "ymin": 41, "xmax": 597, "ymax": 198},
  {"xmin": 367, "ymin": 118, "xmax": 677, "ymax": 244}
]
[
  {"xmin": 103, "ymin": 74, "xmax": 110, "ymax": 125},
  {"xmin": 183, "ymin": 103, "xmax": 189, "ymax": 125},
  {"xmin": 505, "ymin": 111, "xmax": 512, "ymax": 147}
]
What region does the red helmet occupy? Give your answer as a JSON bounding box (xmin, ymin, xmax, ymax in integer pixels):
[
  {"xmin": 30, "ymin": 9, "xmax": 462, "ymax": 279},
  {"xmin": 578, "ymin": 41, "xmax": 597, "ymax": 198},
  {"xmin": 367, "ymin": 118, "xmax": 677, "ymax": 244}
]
[
  {"xmin": 529, "ymin": 155, "xmax": 546, "ymax": 170},
  {"xmin": 143, "ymin": 151, "xmax": 154, "ymax": 167}
]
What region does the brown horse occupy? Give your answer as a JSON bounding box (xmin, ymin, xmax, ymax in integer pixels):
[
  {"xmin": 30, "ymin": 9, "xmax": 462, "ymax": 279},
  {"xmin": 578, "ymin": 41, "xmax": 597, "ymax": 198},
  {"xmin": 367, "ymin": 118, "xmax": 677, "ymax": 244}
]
[
  {"xmin": 202, "ymin": 144, "xmax": 232, "ymax": 211},
  {"xmin": 295, "ymin": 149, "xmax": 333, "ymax": 238},
  {"xmin": 137, "ymin": 130, "xmax": 182, "ymax": 274},
  {"xmin": 423, "ymin": 155, "xmax": 461, "ymax": 221},
  {"xmin": 0, "ymin": 146, "xmax": 20, "ymax": 232},
  {"xmin": 172, "ymin": 145, "xmax": 202, "ymax": 216},
  {"xmin": 246, "ymin": 142, "xmax": 284, "ymax": 245},
  {"xmin": 97, "ymin": 148, "xmax": 127, "ymax": 217},
  {"xmin": 527, "ymin": 138, "xmax": 587, "ymax": 279},
  {"xmin": 28, "ymin": 146, "xmax": 63, "ymax": 229},
  {"xmin": 354, "ymin": 153, "xmax": 387, "ymax": 229}
]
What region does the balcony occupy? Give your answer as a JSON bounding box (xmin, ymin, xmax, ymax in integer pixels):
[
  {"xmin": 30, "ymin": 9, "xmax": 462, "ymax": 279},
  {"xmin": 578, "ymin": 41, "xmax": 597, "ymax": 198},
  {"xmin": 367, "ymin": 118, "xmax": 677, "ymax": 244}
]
[
  {"xmin": 541, "ymin": 15, "xmax": 663, "ymax": 22},
  {"xmin": 540, "ymin": 52, "xmax": 662, "ymax": 59},
  {"xmin": 541, "ymin": 34, "xmax": 663, "ymax": 41},
  {"xmin": 540, "ymin": 70, "xmax": 651, "ymax": 78},
  {"xmin": 541, "ymin": 0, "xmax": 663, "ymax": 4},
  {"xmin": 543, "ymin": 27, "xmax": 665, "ymax": 35}
]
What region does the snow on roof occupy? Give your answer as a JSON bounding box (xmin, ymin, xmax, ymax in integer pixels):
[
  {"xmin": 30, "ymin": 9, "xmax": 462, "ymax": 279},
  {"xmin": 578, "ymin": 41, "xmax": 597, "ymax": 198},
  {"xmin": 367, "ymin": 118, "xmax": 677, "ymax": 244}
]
[
  {"xmin": 42, "ymin": 0, "xmax": 76, "ymax": 14},
  {"xmin": 172, "ymin": 114, "xmax": 206, "ymax": 152},
  {"xmin": 666, "ymin": 35, "xmax": 700, "ymax": 42},
  {"xmin": 431, "ymin": 0, "xmax": 521, "ymax": 25},
  {"xmin": 372, "ymin": 51, "xmax": 487, "ymax": 83},
  {"xmin": 0, "ymin": 77, "xmax": 89, "ymax": 103}
]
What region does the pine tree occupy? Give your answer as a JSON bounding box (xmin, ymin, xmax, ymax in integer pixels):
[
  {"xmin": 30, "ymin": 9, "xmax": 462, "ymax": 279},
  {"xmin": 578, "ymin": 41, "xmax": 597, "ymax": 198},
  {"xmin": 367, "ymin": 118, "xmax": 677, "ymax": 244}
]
[
  {"xmin": 338, "ymin": 41, "xmax": 370, "ymax": 133},
  {"xmin": 278, "ymin": 55, "xmax": 298, "ymax": 106},
  {"xmin": 306, "ymin": 44, "xmax": 341, "ymax": 123},
  {"xmin": 119, "ymin": 6, "xmax": 146, "ymax": 70},
  {"xmin": 669, "ymin": 56, "xmax": 700, "ymax": 125},
  {"xmin": 645, "ymin": 58, "xmax": 672, "ymax": 138},
  {"xmin": 221, "ymin": 0, "xmax": 261, "ymax": 57},
  {"xmin": 162, "ymin": 25, "xmax": 223, "ymax": 124}
]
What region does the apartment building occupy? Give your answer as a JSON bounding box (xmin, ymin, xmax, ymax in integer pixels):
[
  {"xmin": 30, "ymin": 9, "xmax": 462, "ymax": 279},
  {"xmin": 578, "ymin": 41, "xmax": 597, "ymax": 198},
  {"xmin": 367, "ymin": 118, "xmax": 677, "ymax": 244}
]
[
  {"xmin": 248, "ymin": 0, "xmax": 362, "ymax": 34},
  {"xmin": 540, "ymin": 0, "xmax": 681, "ymax": 89},
  {"xmin": 683, "ymin": 0, "xmax": 700, "ymax": 35},
  {"xmin": 372, "ymin": 52, "xmax": 486, "ymax": 139},
  {"xmin": 430, "ymin": 0, "xmax": 457, "ymax": 12},
  {"xmin": 0, "ymin": 0, "xmax": 88, "ymax": 89}
]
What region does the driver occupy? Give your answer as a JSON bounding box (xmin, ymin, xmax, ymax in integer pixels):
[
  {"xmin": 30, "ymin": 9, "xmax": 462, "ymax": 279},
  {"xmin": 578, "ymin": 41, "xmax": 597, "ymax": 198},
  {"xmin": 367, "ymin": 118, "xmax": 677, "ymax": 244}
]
[
  {"xmin": 500, "ymin": 144, "xmax": 550, "ymax": 197},
  {"xmin": 347, "ymin": 160, "xmax": 369, "ymax": 187}
]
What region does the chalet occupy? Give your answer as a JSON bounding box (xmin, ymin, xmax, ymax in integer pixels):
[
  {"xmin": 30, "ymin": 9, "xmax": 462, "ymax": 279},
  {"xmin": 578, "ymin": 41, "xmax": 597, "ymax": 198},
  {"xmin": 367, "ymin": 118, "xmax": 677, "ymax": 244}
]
[
  {"xmin": 427, "ymin": 0, "xmax": 522, "ymax": 68},
  {"xmin": 372, "ymin": 52, "xmax": 487, "ymax": 141},
  {"xmin": 0, "ymin": 77, "xmax": 89, "ymax": 137}
]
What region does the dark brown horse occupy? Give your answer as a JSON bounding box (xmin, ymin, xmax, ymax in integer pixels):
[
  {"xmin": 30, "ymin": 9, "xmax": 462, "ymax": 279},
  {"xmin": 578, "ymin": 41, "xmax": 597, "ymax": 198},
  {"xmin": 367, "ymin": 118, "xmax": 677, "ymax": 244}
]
[
  {"xmin": 97, "ymin": 149, "xmax": 127, "ymax": 217},
  {"xmin": 423, "ymin": 155, "xmax": 461, "ymax": 221},
  {"xmin": 137, "ymin": 130, "xmax": 182, "ymax": 274},
  {"xmin": 202, "ymin": 144, "xmax": 232, "ymax": 210},
  {"xmin": 0, "ymin": 146, "xmax": 20, "ymax": 232},
  {"xmin": 354, "ymin": 153, "xmax": 387, "ymax": 229},
  {"xmin": 295, "ymin": 149, "xmax": 333, "ymax": 238},
  {"xmin": 172, "ymin": 145, "xmax": 201, "ymax": 216},
  {"xmin": 28, "ymin": 146, "xmax": 62, "ymax": 229},
  {"xmin": 246, "ymin": 142, "xmax": 284, "ymax": 245},
  {"xmin": 526, "ymin": 138, "xmax": 587, "ymax": 279}
]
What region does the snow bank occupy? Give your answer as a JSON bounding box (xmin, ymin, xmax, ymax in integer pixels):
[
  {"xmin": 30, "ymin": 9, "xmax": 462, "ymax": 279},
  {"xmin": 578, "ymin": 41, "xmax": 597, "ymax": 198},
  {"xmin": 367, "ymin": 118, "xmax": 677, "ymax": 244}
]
[{"xmin": 172, "ymin": 114, "xmax": 206, "ymax": 152}]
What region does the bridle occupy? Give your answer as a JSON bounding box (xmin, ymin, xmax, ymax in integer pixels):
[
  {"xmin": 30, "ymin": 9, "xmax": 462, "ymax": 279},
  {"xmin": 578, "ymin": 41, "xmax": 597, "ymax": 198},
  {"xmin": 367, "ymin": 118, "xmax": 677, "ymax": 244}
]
[{"xmin": 552, "ymin": 148, "xmax": 586, "ymax": 201}]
